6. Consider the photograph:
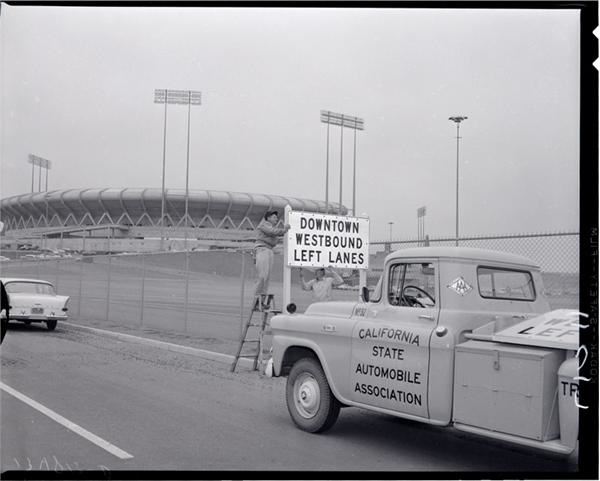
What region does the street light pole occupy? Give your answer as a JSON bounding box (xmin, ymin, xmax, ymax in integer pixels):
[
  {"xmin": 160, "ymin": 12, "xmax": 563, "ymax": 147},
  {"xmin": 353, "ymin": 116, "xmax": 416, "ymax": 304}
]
[
  {"xmin": 388, "ymin": 221, "xmax": 394, "ymax": 242},
  {"xmin": 449, "ymin": 116, "xmax": 467, "ymax": 246}
]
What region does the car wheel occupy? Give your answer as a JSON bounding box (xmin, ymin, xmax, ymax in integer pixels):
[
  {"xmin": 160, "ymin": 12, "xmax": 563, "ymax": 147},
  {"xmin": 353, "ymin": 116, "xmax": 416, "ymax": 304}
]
[
  {"xmin": 46, "ymin": 320, "xmax": 57, "ymax": 331},
  {"xmin": 286, "ymin": 357, "xmax": 340, "ymax": 433}
]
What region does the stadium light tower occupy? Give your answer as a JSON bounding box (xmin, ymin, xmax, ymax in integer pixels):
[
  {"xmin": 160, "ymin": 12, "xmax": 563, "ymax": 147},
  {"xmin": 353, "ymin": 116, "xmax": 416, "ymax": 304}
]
[
  {"xmin": 417, "ymin": 206, "xmax": 426, "ymax": 246},
  {"xmin": 320, "ymin": 110, "xmax": 364, "ymax": 215},
  {"xmin": 154, "ymin": 89, "xmax": 202, "ymax": 251},
  {"xmin": 28, "ymin": 154, "xmax": 51, "ymax": 193},
  {"xmin": 449, "ymin": 116, "xmax": 467, "ymax": 246}
]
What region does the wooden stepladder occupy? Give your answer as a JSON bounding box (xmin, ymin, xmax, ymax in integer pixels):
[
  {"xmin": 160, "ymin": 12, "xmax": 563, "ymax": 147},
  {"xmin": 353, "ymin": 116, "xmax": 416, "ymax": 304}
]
[{"xmin": 230, "ymin": 294, "xmax": 280, "ymax": 373}]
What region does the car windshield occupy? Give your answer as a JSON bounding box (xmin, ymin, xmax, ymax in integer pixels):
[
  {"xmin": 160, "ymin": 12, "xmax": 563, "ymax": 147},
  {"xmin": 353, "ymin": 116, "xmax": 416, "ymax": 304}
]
[{"xmin": 5, "ymin": 282, "xmax": 55, "ymax": 295}]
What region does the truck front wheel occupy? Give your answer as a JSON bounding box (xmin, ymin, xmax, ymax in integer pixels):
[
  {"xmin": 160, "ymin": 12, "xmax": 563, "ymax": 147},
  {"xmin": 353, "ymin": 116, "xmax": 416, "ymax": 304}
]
[{"xmin": 286, "ymin": 358, "xmax": 340, "ymax": 433}]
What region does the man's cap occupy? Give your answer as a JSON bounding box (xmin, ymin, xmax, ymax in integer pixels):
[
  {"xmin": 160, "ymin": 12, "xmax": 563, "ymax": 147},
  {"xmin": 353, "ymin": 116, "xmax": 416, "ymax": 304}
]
[{"xmin": 264, "ymin": 210, "xmax": 279, "ymax": 219}]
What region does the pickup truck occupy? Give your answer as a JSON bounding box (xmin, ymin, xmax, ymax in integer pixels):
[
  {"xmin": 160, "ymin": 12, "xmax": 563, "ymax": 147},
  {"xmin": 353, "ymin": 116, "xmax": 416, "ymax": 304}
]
[{"xmin": 269, "ymin": 247, "xmax": 580, "ymax": 455}]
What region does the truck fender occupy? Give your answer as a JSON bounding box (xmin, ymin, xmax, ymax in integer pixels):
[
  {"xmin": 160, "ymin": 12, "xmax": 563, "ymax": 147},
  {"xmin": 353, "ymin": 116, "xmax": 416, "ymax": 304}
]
[{"xmin": 274, "ymin": 335, "xmax": 347, "ymax": 405}]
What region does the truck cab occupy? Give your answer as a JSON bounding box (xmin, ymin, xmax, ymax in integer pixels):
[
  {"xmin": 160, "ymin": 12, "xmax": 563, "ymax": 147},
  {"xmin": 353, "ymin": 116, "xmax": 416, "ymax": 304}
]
[{"xmin": 270, "ymin": 247, "xmax": 579, "ymax": 455}]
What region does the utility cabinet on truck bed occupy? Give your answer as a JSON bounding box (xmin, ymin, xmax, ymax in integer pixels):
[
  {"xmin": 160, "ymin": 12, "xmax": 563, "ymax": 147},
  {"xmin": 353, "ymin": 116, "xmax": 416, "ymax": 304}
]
[
  {"xmin": 453, "ymin": 341, "xmax": 563, "ymax": 442},
  {"xmin": 269, "ymin": 247, "xmax": 580, "ymax": 455}
]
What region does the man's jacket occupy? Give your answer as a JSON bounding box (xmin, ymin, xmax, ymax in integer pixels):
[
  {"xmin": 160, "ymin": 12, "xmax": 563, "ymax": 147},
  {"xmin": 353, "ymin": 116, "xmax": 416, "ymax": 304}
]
[{"xmin": 254, "ymin": 219, "xmax": 287, "ymax": 249}]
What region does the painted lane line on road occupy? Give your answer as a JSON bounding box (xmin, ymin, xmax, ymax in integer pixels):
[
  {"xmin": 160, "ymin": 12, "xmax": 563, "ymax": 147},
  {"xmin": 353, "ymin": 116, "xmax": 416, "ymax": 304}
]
[
  {"xmin": 62, "ymin": 322, "xmax": 254, "ymax": 369},
  {"xmin": 0, "ymin": 382, "xmax": 134, "ymax": 460}
]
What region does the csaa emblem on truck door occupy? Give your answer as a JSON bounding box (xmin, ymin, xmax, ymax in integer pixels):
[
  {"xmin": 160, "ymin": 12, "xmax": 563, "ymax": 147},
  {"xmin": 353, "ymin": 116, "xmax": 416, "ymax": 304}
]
[{"xmin": 447, "ymin": 277, "xmax": 473, "ymax": 296}]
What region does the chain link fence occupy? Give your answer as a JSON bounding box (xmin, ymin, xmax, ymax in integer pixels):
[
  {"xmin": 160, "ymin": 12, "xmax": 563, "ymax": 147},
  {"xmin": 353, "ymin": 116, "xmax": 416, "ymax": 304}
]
[
  {"xmin": 374, "ymin": 232, "xmax": 579, "ymax": 309},
  {"xmin": 0, "ymin": 231, "xmax": 579, "ymax": 341}
]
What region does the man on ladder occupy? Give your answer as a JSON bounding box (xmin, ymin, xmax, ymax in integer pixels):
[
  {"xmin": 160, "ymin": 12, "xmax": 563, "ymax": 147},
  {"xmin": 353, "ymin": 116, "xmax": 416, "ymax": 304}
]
[
  {"xmin": 231, "ymin": 210, "xmax": 290, "ymax": 372},
  {"xmin": 252, "ymin": 210, "xmax": 290, "ymax": 304}
]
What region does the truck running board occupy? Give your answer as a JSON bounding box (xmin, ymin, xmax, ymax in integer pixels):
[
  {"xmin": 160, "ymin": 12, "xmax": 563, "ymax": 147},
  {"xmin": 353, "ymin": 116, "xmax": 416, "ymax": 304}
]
[{"xmin": 453, "ymin": 422, "xmax": 575, "ymax": 455}]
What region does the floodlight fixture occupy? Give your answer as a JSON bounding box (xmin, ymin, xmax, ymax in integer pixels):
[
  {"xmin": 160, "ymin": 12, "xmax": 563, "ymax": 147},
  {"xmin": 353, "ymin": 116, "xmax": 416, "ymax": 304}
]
[{"xmin": 154, "ymin": 89, "xmax": 202, "ymax": 105}]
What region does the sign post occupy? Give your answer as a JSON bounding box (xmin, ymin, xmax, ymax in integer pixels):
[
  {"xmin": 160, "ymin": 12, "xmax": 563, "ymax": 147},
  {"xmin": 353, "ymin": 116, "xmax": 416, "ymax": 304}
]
[
  {"xmin": 283, "ymin": 208, "xmax": 370, "ymax": 307},
  {"xmin": 283, "ymin": 205, "xmax": 293, "ymax": 309}
]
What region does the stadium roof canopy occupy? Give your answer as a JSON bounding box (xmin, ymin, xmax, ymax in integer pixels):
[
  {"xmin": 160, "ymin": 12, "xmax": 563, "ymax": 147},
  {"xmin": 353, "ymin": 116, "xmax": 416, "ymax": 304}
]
[{"xmin": 1, "ymin": 188, "xmax": 347, "ymax": 233}]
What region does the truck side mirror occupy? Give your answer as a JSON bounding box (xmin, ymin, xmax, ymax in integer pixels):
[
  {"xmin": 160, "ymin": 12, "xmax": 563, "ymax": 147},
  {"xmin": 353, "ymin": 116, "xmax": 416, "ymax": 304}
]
[{"xmin": 361, "ymin": 286, "xmax": 370, "ymax": 303}]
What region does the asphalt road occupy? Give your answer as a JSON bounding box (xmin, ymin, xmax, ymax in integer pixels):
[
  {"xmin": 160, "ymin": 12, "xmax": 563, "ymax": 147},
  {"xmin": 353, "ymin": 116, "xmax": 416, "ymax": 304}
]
[{"xmin": 1, "ymin": 322, "xmax": 577, "ymax": 475}]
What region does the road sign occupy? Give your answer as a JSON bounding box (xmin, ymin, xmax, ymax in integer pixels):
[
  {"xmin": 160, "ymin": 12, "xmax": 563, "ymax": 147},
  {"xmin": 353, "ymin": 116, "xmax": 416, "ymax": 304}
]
[{"xmin": 286, "ymin": 211, "xmax": 369, "ymax": 269}]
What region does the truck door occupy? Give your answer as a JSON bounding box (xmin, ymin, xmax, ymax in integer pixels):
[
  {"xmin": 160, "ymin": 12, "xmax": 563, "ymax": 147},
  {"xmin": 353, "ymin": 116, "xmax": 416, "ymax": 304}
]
[{"xmin": 350, "ymin": 261, "xmax": 439, "ymax": 418}]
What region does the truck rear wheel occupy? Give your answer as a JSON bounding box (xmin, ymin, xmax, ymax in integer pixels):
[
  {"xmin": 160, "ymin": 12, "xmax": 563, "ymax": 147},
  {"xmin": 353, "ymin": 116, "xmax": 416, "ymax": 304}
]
[{"xmin": 286, "ymin": 357, "xmax": 340, "ymax": 433}]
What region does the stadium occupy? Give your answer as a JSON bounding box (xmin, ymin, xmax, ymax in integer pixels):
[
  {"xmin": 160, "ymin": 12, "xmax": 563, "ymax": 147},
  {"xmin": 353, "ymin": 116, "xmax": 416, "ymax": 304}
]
[{"xmin": 0, "ymin": 188, "xmax": 346, "ymax": 252}]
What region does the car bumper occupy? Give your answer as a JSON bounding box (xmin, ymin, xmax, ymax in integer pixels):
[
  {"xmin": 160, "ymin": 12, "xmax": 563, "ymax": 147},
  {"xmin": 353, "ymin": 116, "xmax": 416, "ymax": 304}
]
[{"xmin": 11, "ymin": 315, "xmax": 68, "ymax": 322}]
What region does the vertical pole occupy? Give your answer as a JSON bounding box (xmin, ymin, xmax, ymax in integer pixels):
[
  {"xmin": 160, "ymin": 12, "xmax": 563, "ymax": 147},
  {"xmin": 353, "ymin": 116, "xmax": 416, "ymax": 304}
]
[
  {"xmin": 55, "ymin": 258, "xmax": 59, "ymax": 291},
  {"xmin": 417, "ymin": 216, "xmax": 420, "ymax": 246},
  {"xmin": 31, "ymin": 159, "xmax": 35, "ymax": 193},
  {"xmin": 45, "ymin": 170, "xmax": 49, "ymax": 244},
  {"xmin": 339, "ymin": 118, "xmax": 344, "ymax": 215},
  {"xmin": 106, "ymin": 229, "xmax": 112, "ymax": 322},
  {"xmin": 184, "ymin": 91, "xmax": 192, "ymax": 332},
  {"xmin": 455, "ymin": 122, "xmax": 460, "ymax": 247},
  {"xmin": 78, "ymin": 235, "xmax": 85, "ymax": 318},
  {"xmin": 352, "ymin": 126, "xmax": 357, "ymax": 217},
  {"xmin": 325, "ymin": 121, "xmax": 330, "ymax": 214},
  {"xmin": 282, "ymin": 205, "xmax": 292, "ymax": 309},
  {"xmin": 185, "ymin": 91, "xmax": 191, "ymax": 251},
  {"xmin": 38, "ymin": 164, "xmax": 42, "ymax": 192},
  {"xmin": 240, "ymin": 250, "xmax": 246, "ymax": 337},
  {"xmin": 160, "ymin": 91, "xmax": 168, "ymax": 252},
  {"xmin": 45, "ymin": 194, "xmax": 49, "ymax": 230},
  {"xmin": 140, "ymin": 252, "xmax": 146, "ymax": 326}
]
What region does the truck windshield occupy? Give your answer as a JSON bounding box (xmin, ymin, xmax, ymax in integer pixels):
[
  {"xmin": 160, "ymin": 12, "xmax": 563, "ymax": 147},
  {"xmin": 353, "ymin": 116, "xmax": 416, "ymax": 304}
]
[
  {"xmin": 388, "ymin": 262, "xmax": 436, "ymax": 307},
  {"xmin": 477, "ymin": 267, "xmax": 535, "ymax": 301}
]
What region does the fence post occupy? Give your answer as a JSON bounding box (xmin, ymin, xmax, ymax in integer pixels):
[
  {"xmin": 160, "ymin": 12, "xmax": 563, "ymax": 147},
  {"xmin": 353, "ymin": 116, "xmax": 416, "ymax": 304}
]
[
  {"xmin": 184, "ymin": 250, "xmax": 190, "ymax": 333},
  {"xmin": 55, "ymin": 258, "xmax": 59, "ymax": 292},
  {"xmin": 140, "ymin": 252, "xmax": 146, "ymax": 326},
  {"xmin": 106, "ymin": 231, "xmax": 112, "ymax": 322},
  {"xmin": 240, "ymin": 250, "xmax": 246, "ymax": 338},
  {"xmin": 78, "ymin": 254, "xmax": 84, "ymax": 318}
]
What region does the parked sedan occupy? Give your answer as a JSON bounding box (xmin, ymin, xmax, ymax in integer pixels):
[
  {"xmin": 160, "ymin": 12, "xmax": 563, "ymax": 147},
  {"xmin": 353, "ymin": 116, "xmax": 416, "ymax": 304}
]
[{"xmin": 1, "ymin": 278, "xmax": 69, "ymax": 331}]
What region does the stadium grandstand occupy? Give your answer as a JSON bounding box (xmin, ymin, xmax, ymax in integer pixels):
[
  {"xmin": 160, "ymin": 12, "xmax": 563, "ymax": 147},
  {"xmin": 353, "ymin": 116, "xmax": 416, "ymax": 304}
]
[{"xmin": 0, "ymin": 188, "xmax": 346, "ymax": 252}]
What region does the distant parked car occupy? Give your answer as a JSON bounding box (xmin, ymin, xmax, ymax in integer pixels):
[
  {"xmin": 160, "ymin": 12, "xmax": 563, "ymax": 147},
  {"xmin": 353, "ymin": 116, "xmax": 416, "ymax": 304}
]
[
  {"xmin": 1, "ymin": 278, "xmax": 69, "ymax": 331},
  {"xmin": 0, "ymin": 256, "xmax": 10, "ymax": 262}
]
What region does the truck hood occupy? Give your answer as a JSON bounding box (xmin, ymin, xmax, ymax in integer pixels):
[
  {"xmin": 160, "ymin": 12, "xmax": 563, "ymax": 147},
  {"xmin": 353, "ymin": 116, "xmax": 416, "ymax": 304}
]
[{"xmin": 303, "ymin": 301, "xmax": 358, "ymax": 319}]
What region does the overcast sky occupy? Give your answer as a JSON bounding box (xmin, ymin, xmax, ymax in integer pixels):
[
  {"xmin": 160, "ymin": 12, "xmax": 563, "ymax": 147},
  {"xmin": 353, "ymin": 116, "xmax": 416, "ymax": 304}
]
[{"xmin": 0, "ymin": 5, "xmax": 581, "ymax": 241}]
